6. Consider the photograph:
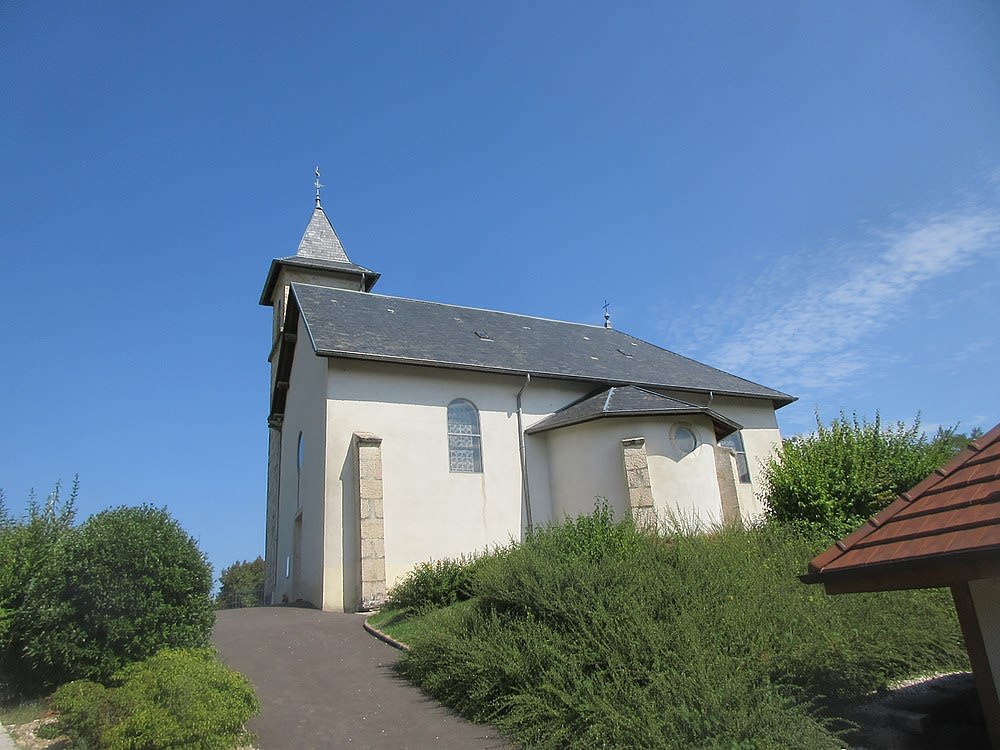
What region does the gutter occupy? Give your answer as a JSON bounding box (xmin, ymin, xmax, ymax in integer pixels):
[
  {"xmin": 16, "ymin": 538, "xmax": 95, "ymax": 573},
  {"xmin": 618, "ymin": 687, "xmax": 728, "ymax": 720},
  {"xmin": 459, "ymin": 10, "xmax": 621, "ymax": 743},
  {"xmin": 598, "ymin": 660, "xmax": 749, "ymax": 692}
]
[{"xmin": 515, "ymin": 373, "xmax": 533, "ymax": 533}]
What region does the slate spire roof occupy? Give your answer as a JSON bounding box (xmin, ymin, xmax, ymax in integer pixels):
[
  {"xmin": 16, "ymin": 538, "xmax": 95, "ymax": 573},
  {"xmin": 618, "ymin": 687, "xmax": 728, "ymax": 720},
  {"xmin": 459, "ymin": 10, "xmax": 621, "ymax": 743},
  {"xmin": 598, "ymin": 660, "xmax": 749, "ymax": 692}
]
[
  {"xmin": 260, "ymin": 203, "xmax": 380, "ymax": 304},
  {"xmin": 296, "ymin": 205, "xmax": 352, "ymax": 263}
]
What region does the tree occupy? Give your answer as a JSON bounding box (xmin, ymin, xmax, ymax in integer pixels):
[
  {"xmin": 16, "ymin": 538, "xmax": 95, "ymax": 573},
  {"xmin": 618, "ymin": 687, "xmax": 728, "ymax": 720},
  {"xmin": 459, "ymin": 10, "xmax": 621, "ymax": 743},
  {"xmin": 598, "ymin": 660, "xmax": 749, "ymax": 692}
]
[
  {"xmin": 215, "ymin": 557, "xmax": 265, "ymax": 609},
  {"xmin": 761, "ymin": 413, "xmax": 966, "ymax": 539},
  {"xmin": 19, "ymin": 504, "xmax": 215, "ymax": 686},
  {"xmin": 0, "ymin": 480, "xmax": 77, "ymax": 693}
]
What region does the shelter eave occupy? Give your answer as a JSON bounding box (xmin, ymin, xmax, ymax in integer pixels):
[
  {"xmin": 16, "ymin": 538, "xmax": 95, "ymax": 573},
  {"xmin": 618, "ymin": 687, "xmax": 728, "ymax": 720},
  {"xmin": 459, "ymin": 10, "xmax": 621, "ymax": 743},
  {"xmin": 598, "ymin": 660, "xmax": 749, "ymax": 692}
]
[{"xmin": 802, "ymin": 546, "xmax": 1000, "ymax": 594}]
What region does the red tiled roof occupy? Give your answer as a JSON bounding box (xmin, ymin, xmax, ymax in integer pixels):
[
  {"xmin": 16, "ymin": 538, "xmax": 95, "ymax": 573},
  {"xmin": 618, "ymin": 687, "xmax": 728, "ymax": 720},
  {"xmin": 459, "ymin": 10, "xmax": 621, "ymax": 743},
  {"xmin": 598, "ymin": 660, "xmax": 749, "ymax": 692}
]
[{"xmin": 805, "ymin": 422, "xmax": 1000, "ymax": 593}]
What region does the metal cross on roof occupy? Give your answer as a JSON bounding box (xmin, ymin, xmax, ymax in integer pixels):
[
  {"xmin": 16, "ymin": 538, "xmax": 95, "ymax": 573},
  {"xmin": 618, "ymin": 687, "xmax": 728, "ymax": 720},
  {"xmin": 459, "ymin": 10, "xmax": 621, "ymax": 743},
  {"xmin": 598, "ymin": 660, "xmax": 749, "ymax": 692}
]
[{"xmin": 314, "ymin": 166, "xmax": 324, "ymax": 207}]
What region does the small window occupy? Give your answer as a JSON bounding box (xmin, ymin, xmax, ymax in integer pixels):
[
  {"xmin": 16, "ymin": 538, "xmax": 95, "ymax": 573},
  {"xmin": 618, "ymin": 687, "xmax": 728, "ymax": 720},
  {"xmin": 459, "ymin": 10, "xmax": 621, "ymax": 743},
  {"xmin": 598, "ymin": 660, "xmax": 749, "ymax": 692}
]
[
  {"xmin": 447, "ymin": 399, "xmax": 483, "ymax": 473},
  {"xmin": 672, "ymin": 425, "xmax": 698, "ymax": 456},
  {"xmin": 719, "ymin": 431, "xmax": 752, "ymax": 483},
  {"xmin": 296, "ymin": 431, "xmax": 304, "ymax": 508}
]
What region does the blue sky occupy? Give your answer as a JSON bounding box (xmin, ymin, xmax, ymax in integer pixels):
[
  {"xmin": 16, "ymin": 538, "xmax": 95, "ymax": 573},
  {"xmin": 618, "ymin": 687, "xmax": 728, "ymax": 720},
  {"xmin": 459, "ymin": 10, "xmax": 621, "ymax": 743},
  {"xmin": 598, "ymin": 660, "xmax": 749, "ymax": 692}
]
[{"xmin": 2, "ymin": 2, "xmax": 999, "ymax": 580}]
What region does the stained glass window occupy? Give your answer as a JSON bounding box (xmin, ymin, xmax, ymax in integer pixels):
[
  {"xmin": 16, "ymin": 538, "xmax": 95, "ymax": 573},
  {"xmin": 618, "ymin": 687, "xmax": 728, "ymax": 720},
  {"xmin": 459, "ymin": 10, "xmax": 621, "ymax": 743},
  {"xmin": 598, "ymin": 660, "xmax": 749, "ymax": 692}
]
[
  {"xmin": 719, "ymin": 431, "xmax": 751, "ymax": 483},
  {"xmin": 448, "ymin": 399, "xmax": 483, "ymax": 473}
]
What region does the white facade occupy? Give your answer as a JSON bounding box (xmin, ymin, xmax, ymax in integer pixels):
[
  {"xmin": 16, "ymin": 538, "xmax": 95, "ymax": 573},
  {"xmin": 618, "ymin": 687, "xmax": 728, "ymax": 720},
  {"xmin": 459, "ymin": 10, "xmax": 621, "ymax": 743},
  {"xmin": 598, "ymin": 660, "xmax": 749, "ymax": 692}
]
[{"xmin": 268, "ymin": 336, "xmax": 783, "ymax": 611}]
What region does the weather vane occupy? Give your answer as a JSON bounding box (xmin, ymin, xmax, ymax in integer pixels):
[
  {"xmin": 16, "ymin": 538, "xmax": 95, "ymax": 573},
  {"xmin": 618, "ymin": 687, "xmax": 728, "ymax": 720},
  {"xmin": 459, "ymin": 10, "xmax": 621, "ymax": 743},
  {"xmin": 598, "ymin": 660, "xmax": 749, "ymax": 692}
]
[
  {"xmin": 603, "ymin": 300, "xmax": 612, "ymax": 329},
  {"xmin": 314, "ymin": 166, "xmax": 324, "ymax": 208}
]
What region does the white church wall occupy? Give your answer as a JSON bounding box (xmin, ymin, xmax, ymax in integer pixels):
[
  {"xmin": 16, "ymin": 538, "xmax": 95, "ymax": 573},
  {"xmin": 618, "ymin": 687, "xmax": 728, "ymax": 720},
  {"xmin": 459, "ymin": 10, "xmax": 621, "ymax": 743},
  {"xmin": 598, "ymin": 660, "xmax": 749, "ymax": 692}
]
[
  {"xmin": 544, "ymin": 415, "xmax": 726, "ymax": 528},
  {"xmin": 648, "ymin": 418, "xmax": 727, "ymax": 528},
  {"xmin": 662, "ymin": 391, "xmax": 783, "ymax": 520},
  {"xmin": 272, "ymin": 315, "xmax": 330, "ymax": 609},
  {"xmin": 325, "ymin": 359, "xmax": 591, "ymax": 607}
]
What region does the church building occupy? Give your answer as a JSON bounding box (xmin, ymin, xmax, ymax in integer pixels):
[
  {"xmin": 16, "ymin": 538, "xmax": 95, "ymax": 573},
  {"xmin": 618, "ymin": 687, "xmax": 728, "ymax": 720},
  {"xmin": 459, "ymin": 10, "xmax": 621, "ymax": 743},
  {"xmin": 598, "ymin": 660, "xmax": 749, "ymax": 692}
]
[{"xmin": 261, "ymin": 183, "xmax": 795, "ymax": 612}]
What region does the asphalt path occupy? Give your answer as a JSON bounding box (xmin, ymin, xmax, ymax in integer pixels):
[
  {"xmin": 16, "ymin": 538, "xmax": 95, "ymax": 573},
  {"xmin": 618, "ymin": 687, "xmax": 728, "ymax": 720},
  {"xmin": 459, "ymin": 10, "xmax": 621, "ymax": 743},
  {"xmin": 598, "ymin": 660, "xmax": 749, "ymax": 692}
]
[{"xmin": 213, "ymin": 607, "xmax": 513, "ymax": 750}]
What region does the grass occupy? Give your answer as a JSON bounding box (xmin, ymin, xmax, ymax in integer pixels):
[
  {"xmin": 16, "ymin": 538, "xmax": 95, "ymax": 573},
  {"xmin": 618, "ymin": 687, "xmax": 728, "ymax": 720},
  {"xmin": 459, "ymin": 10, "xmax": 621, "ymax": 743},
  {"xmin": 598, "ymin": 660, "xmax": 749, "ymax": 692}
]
[
  {"xmin": 381, "ymin": 507, "xmax": 969, "ymax": 750},
  {"xmin": 0, "ymin": 696, "xmax": 48, "ymax": 727},
  {"xmin": 367, "ymin": 603, "xmax": 473, "ymax": 646}
]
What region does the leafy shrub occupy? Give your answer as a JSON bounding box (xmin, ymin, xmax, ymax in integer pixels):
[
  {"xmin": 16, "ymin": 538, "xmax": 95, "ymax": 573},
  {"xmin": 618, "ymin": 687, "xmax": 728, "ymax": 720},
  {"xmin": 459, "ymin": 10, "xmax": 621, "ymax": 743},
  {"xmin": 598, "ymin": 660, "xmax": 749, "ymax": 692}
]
[
  {"xmin": 396, "ymin": 511, "xmax": 967, "ymax": 749},
  {"xmin": 52, "ymin": 648, "xmax": 259, "ymax": 750},
  {"xmin": 386, "ymin": 555, "xmax": 484, "ymax": 614},
  {"xmin": 20, "ymin": 505, "xmax": 215, "ymax": 686},
  {"xmin": 0, "ymin": 481, "xmax": 77, "ymax": 695},
  {"xmin": 215, "ymin": 557, "xmax": 265, "ymax": 609},
  {"xmin": 761, "ymin": 413, "xmax": 962, "ymax": 539}
]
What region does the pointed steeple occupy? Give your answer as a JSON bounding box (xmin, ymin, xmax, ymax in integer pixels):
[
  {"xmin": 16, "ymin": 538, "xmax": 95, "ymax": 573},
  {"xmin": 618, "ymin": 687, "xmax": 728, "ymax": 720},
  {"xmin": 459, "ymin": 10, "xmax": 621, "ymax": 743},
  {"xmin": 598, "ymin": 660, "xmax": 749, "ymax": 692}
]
[
  {"xmin": 260, "ymin": 168, "xmax": 379, "ymax": 312},
  {"xmin": 296, "ymin": 205, "xmax": 352, "ymax": 263}
]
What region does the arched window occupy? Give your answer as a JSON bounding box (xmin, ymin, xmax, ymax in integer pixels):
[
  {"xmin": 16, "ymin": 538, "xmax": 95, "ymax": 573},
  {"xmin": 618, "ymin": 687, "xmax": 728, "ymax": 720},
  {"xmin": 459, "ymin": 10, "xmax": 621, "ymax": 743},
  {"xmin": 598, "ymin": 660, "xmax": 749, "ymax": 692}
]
[
  {"xmin": 719, "ymin": 431, "xmax": 751, "ymax": 483},
  {"xmin": 447, "ymin": 399, "xmax": 483, "ymax": 473}
]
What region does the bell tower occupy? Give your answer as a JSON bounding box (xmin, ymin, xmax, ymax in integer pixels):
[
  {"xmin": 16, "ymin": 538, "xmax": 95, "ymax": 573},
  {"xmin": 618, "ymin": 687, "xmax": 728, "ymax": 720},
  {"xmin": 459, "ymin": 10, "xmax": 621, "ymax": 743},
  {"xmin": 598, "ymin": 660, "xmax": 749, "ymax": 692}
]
[
  {"xmin": 259, "ymin": 169, "xmax": 379, "ymax": 602},
  {"xmin": 260, "ymin": 168, "xmax": 379, "ymax": 352}
]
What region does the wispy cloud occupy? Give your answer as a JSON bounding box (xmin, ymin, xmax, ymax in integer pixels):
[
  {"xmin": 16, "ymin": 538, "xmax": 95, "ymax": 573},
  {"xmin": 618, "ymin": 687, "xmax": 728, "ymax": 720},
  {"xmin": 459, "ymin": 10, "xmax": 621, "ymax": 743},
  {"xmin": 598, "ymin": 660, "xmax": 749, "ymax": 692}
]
[{"xmin": 674, "ymin": 200, "xmax": 1000, "ymax": 395}]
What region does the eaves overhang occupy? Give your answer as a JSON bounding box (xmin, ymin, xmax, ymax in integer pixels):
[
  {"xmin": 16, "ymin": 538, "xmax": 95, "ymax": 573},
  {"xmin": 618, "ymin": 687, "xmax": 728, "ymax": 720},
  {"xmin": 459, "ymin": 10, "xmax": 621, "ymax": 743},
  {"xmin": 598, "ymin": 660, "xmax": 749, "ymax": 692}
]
[
  {"xmin": 308, "ymin": 345, "xmax": 786, "ymax": 408},
  {"xmin": 259, "ymin": 256, "xmax": 380, "ymax": 306},
  {"xmin": 800, "ymin": 546, "xmax": 1000, "ymax": 594}
]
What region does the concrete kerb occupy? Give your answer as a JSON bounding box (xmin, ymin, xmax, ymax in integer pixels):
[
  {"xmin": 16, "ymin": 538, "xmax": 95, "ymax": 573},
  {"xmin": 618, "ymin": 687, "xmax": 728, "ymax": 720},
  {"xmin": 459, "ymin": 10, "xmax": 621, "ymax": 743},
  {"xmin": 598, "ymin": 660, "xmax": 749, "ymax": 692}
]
[{"xmin": 363, "ymin": 613, "xmax": 412, "ymax": 652}]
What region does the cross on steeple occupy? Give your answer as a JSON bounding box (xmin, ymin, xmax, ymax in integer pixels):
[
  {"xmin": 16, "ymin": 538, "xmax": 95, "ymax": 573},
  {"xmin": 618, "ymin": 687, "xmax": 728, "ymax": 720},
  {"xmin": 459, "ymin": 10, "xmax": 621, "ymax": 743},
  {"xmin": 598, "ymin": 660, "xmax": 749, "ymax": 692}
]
[{"xmin": 314, "ymin": 166, "xmax": 324, "ymax": 208}]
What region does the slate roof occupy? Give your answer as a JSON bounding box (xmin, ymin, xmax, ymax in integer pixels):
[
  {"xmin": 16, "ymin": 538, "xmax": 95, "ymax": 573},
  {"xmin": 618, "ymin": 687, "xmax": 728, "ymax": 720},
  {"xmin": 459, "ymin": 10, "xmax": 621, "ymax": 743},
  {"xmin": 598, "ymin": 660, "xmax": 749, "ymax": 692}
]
[
  {"xmin": 525, "ymin": 385, "xmax": 742, "ymax": 438},
  {"xmin": 804, "ymin": 422, "xmax": 1000, "ymax": 593},
  {"xmin": 297, "ymin": 205, "xmax": 351, "ymax": 263},
  {"xmin": 291, "ymin": 282, "xmax": 795, "ymax": 406}
]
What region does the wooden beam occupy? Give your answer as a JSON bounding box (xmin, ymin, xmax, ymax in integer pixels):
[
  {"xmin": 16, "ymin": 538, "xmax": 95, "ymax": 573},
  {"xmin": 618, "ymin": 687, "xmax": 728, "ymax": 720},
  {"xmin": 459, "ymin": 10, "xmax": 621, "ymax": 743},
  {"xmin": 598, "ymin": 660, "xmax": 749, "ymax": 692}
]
[{"xmin": 952, "ymin": 582, "xmax": 1000, "ymax": 749}]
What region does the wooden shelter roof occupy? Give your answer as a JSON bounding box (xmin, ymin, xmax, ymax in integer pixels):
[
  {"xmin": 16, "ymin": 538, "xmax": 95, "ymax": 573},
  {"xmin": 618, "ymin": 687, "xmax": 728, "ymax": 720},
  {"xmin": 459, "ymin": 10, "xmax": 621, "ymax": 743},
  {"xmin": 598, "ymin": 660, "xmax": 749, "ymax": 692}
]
[{"xmin": 804, "ymin": 422, "xmax": 1000, "ymax": 594}]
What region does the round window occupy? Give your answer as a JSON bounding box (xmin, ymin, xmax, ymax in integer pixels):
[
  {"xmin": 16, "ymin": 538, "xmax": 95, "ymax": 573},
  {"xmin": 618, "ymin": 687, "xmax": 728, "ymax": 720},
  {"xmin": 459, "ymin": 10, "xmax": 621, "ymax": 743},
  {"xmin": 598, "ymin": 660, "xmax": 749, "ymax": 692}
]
[{"xmin": 673, "ymin": 426, "xmax": 697, "ymax": 456}]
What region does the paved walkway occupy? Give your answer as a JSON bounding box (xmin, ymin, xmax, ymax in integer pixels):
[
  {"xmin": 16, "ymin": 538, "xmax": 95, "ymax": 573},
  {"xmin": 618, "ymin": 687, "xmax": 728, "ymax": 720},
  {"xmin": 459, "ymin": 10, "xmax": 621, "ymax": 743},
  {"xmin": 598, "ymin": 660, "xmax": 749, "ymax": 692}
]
[{"xmin": 213, "ymin": 607, "xmax": 513, "ymax": 750}]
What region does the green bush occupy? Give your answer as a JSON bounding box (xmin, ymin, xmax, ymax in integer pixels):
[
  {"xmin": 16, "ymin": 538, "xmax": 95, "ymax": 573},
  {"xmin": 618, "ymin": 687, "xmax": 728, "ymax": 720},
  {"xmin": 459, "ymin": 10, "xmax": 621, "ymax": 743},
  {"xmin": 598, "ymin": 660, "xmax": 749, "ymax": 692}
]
[
  {"xmin": 52, "ymin": 648, "xmax": 260, "ymax": 750},
  {"xmin": 761, "ymin": 413, "xmax": 961, "ymax": 539},
  {"xmin": 386, "ymin": 555, "xmax": 484, "ymax": 614},
  {"xmin": 396, "ymin": 511, "xmax": 967, "ymax": 749},
  {"xmin": 0, "ymin": 481, "xmax": 77, "ymax": 695},
  {"xmin": 20, "ymin": 505, "xmax": 215, "ymax": 686}
]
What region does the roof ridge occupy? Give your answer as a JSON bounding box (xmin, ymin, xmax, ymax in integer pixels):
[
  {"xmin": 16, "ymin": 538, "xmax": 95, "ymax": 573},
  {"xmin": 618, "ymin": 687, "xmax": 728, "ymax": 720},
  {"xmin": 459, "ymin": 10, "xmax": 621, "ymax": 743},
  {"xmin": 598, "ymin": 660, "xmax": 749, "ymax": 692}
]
[
  {"xmin": 295, "ymin": 282, "xmax": 619, "ymax": 330},
  {"xmin": 899, "ymin": 427, "xmax": 1000, "ymax": 501},
  {"xmin": 602, "ymin": 388, "xmax": 616, "ymax": 413}
]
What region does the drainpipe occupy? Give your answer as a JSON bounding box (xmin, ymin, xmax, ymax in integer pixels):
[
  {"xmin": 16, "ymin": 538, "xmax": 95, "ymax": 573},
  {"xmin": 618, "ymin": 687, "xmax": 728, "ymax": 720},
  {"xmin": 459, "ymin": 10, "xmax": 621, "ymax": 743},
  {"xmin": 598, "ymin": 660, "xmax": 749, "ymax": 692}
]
[{"xmin": 516, "ymin": 374, "xmax": 533, "ymax": 533}]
